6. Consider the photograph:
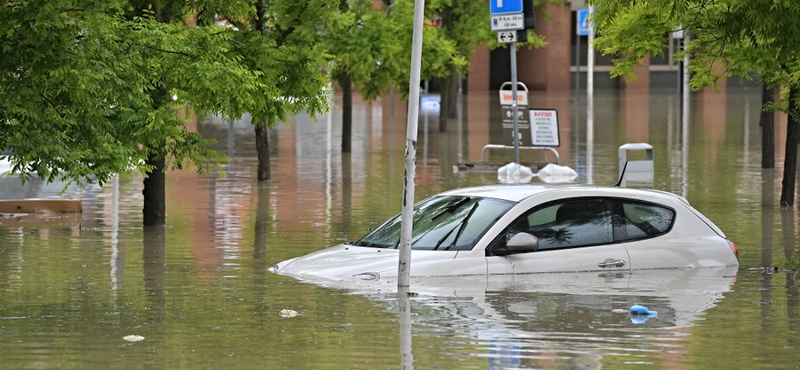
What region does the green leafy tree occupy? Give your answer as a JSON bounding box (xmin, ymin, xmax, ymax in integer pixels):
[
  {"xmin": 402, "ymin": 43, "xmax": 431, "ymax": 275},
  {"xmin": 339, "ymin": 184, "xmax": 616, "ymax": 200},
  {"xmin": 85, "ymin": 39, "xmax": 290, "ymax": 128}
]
[
  {"xmin": 326, "ymin": 0, "xmax": 401, "ymax": 153},
  {"xmin": 591, "ymin": 0, "xmax": 800, "ymax": 205},
  {"xmin": 220, "ymin": 0, "xmax": 338, "ymax": 179},
  {"xmin": 1, "ymin": 1, "xmax": 338, "ymax": 225},
  {"xmin": 326, "ymin": 0, "xmax": 458, "ymax": 152},
  {"xmin": 1, "ymin": 1, "xmax": 248, "ymax": 225}
]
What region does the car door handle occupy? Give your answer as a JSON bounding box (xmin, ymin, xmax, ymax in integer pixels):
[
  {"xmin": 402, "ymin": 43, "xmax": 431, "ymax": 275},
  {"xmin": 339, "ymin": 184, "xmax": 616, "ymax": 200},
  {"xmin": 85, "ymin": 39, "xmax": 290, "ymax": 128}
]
[{"xmin": 598, "ymin": 259, "xmax": 626, "ymax": 268}]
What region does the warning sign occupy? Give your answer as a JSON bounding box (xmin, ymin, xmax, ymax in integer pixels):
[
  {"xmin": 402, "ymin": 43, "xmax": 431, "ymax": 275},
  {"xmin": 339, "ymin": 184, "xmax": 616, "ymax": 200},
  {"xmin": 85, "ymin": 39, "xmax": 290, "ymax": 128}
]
[{"xmin": 529, "ymin": 109, "xmax": 560, "ymax": 147}]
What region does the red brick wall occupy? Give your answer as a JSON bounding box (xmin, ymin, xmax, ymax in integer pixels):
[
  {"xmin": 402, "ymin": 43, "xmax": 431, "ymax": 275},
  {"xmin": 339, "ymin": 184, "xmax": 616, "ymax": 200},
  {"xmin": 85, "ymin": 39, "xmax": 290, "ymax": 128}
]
[
  {"xmin": 467, "ymin": 45, "xmax": 491, "ymax": 92},
  {"xmin": 517, "ymin": 3, "xmax": 571, "ymax": 91}
]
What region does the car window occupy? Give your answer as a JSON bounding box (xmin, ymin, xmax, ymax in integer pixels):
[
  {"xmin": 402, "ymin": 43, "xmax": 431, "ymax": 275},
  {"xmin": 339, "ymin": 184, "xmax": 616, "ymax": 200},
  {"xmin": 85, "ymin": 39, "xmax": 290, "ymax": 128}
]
[
  {"xmin": 353, "ymin": 195, "xmax": 514, "ymax": 251},
  {"xmin": 614, "ymin": 201, "xmax": 674, "ymax": 240},
  {"xmin": 505, "ymin": 198, "xmax": 613, "ymax": 251}
]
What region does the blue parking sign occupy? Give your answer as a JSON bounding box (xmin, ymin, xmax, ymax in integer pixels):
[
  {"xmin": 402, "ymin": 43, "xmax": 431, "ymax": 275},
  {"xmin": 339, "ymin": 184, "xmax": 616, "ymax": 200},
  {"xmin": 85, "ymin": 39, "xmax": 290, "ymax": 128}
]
[
  {"xmin": 577, "ymin": 9, "xmax": 592, "ymax": 36},
  {"xmin": 490, "ymin": 0, "xmax": 523, "ymax": 15}
]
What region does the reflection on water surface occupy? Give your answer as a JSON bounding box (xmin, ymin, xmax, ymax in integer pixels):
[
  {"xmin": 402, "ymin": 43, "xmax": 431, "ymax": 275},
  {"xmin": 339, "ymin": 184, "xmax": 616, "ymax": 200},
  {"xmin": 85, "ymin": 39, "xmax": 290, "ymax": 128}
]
[{"xmin": 1, "ymin": 88, "xmax": 799, "ymax": 369}]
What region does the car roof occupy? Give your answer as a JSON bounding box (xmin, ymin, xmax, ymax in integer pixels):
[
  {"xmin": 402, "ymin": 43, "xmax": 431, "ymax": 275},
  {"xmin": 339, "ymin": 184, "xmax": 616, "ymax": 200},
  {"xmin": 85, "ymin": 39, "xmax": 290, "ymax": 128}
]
[
  {"xmin": 439, "ymin": 184, "xmax": 551, "ymax": 202},
  {"xmin": 438, "ymin": 184, "xmax": 689, "ymax": 205}
]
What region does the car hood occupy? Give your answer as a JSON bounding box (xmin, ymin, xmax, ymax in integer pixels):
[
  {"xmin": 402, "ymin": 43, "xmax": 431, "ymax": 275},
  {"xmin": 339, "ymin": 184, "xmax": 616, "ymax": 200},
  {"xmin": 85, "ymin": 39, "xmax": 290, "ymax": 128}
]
[
  {"xmin": 272, "ymin": 244, "xmax": 406, "ymax": 282},
  {"xmin": 272, "ymin": 244, "xmax": 475, "ymax": 284}
]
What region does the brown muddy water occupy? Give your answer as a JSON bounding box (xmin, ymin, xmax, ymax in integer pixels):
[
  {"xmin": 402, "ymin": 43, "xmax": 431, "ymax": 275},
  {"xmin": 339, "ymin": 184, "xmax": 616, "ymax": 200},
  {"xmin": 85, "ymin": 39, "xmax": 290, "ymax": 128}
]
[{"xmin": 1, "ymin": 87, "xmax": 798, "ymax": 369}]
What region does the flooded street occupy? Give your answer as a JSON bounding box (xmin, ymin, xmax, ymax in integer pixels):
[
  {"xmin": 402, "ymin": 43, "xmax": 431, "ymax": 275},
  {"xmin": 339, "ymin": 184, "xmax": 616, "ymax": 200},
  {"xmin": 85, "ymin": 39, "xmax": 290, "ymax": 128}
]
[{"xmin": 1, "ymin": 87, "xmax": 799, "ymax": 369}]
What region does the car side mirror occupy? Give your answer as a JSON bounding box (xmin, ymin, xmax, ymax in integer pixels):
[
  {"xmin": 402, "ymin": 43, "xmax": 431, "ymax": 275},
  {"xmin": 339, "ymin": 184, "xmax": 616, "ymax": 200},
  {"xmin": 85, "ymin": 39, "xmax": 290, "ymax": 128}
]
[{"xmin": 505, "ymin": 232, "xmax": 539, "ymax": 254}]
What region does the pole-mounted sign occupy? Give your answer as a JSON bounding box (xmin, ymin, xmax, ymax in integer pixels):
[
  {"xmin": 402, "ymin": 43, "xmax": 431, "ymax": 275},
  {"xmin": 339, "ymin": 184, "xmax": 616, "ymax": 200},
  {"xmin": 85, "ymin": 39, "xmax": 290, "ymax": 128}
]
[
  {"xmin": 577, "ymin": 9, "xmax": 591, "ymax": 36},
  {"xmin": 497, "ymin": 31, "xmax": 517, "ymax": 44},
  {"xmin": 490, "ymin": 0, "xmax": 523, "ymax": 15},
  {"xmin": 490, "ymin": 0, "xmax": 533, "ymax": 164}
]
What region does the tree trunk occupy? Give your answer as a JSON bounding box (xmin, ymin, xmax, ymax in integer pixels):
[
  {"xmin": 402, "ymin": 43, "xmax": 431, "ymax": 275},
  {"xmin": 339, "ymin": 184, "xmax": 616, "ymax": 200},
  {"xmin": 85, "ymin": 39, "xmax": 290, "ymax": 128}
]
[
  {"xmin": 780, "ymin": 88, "xmax": 799, "ymax": 206},
  {"xmin": 341, "ymin": 72, "xmax": 352, "ymax": 153},
  {"xmin": 439, "ymin": 75, "xmax": 450, "ymax": 133},
  {"xmin": 761, "ymin": 84, "xmax": 775, "ymax": 169},
  {"xmin": 253, "ymin": 1, "xmax": 271, "ymax": 182},
  {"xmin": 438, "ymin": 65, "xmax": 460, "ymax": 133},
  {"xmin": 132, "ymin": 3, "xmax": 173, "ymax": 227},
  {"xmin": 142, "ymin": 154, "xmax": 166, "ymax": 226},
  {"xmin": 255, "ymin": 120, "xmax": 271, "ymax": 181},
  {"xmin": 142, "ymin": 82, "xmax": 169, "ymax": 226},
  {"xmin": 446, "ymin": 69, "xmax": 459, "ymax": 120}
]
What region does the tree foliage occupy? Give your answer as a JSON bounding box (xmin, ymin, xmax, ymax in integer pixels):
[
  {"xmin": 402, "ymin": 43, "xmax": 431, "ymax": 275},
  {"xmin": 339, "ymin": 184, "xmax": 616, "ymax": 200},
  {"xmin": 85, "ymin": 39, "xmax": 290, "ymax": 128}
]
[
  {"xmin": 325, "ymin": 0, "xmax": 401, "ymax": 101},
  {"xmin": 591, "ymin": 0, "xmax": 800, "ymax": 95},
  {"xmin": 221, "ymin": 1, "xmax": 338, "ymax": 126},
  {"xmin": 591, "ymin": 0, "xmax": 800, "ymax": 205},
  {"xmin": 0, "ymin": 0, "xmax": 338, "ymax": 189},
  {"xmin": 324, "ymin": 0, "xmax": 461, "ymax": 102}
]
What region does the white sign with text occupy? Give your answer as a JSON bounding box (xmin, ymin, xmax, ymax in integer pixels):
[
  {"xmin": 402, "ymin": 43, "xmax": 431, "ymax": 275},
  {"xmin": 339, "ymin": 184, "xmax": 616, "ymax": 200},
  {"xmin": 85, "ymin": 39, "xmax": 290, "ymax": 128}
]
[{"xmin": 529, "ymin": 109, "xmax": 560, "ymax": 147}]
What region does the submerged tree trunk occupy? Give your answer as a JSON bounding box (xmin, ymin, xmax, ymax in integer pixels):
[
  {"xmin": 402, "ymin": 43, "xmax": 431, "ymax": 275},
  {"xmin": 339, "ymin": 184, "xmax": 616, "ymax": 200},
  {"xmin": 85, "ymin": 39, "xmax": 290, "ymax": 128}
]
[
  {"xmin": 255, "ymin": 121, "xmax": 271, "ymax": 181},
  {"xmin": 446, "ymin": 69, "xmax": 459, "ymax": 120},
  {"xmin": 142, "ymin": 79, "xmax": 170, "ymax": 226},
  {"xmin": 253, "ymin": 2, "xmax": 271, "ymax": 181},
  {"xmin": 780, "ymin": 88, "xmax": 799, "ymax": 206},
  {"xmin": 135, "ymin": 1, "xmax": 175, "ymax": 226},
  {"xmin": 142, "ymin": 154, "xmax": 166, "ymax": 226},
  {"xmin": 341, "ymin": 72, "xmax": 352, "ymax": 153},
  {"xmin": 761, "ymin": 84, "xmax": 775, "ymax": 169},
  {"xmin": 438, "ymin": 65, "xmax": 460, "ymax": 133}
]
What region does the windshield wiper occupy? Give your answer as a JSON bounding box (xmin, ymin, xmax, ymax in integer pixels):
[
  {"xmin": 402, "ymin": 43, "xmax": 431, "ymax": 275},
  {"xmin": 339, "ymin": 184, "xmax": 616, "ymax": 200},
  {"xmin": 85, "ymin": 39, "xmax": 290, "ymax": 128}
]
[
  {"xmin": 351, "ymin": 240, "xmax": 391, "ymax": 248},
  {"xmin": 448, "ymin": 202, "xmax": 479, "ymax": 250},
  {"xmin": 433, "ymin": 202, "xmax": 479, "ymax": 251},
  {"xmin": 431, "ymin": 197, "xmax": 471, "ymax": 221}
]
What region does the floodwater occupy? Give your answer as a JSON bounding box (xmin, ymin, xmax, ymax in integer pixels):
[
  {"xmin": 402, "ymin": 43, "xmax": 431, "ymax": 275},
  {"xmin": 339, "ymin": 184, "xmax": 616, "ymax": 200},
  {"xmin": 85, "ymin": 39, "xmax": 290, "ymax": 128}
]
[{"xmin": 1, "ymin": 86, "xmax": 798, "ymax": 369}]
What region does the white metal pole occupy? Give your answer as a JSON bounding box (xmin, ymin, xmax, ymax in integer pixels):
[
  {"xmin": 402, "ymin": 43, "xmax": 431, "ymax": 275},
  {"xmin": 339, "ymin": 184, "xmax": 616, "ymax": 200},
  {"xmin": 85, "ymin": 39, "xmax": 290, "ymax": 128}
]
[
  {"xmin": 682, "ymin": 32, "xmax": 690, "ymax": 133},
  {"xmin": 681, "ymin": 32, "xmax": 690, "ymax": 198},
  {"xmin": 398, "ymin": 285, "xmax": 414, "ymax": 369},
  {"xmin": 398, "ymin": 0, "xmax": 425, "ymax": 288},
  {"xmin": 511, "ymin": 42, "xmax": 520, "ymax": 164},
  {"xmin": 575, "ymin": 34, "xmax": 580, "ymax": 104},
  {"xmin": 586, "ymin": 6, "xmax": 595, "ymax": 185},
  {"xmin": 110, "ymin": 175, "xmax": 119, "ymax": 292}
]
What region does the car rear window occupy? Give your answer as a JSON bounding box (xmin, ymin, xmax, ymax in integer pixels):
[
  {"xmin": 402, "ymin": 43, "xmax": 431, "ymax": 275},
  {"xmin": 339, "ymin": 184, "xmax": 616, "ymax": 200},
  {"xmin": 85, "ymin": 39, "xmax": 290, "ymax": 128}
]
[{"xmin": 616, "ymin": 201, "xmax": 675, "ymax": 240}]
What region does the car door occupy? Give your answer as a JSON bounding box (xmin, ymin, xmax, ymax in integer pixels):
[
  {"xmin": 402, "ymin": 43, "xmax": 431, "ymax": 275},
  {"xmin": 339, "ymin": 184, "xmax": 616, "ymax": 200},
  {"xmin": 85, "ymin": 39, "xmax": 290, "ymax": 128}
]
[{"xmin": 486, "ymin": 198, "xmax": 631, "ymax": 274}]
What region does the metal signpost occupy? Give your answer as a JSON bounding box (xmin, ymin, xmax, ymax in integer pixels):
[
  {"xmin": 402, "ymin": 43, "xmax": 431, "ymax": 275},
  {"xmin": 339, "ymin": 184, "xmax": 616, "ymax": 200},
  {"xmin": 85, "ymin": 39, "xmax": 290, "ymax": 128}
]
[
  {"xmin": 586, "ymin": 5, "xmax": 595, "ymax": 184},
  {"xmin": 575, "ymin": 9, "xmax": 590, "ymax": 103},
  {"xmin": 491, "ymin": 0, "xmax": 525, "ymax": 164}
]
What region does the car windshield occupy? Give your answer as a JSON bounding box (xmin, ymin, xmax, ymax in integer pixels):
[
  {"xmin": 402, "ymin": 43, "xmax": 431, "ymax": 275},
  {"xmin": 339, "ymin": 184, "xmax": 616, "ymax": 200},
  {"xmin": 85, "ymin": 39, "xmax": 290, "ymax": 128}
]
[{"xmin": 351, "ymin": 195, "xmax": 514, "ymax": 251}]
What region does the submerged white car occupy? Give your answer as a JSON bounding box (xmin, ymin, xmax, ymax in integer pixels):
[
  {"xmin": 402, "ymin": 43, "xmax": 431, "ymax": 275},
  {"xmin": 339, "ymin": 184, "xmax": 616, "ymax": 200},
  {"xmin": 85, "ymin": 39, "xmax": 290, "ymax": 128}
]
[{"xmin": 272, "ymin": 185, "xmax": 739, "ymax": 282}]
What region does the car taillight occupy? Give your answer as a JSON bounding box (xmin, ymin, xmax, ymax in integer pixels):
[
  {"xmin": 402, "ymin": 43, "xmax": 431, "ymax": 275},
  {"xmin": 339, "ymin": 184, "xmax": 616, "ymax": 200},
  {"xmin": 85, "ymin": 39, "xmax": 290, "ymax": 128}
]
[{"xmin": 728, "ymin": 240, "xmax": 739, "ymax": 259}]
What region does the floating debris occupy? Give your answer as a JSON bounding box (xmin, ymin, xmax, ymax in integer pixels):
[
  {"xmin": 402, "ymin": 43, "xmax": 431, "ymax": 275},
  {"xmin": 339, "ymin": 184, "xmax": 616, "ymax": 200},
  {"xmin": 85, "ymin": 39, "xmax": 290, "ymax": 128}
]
[
  {"xmin": 123, "ymin": 335, "xmax": 145, "ymax": 342},
  {"xmin": 629, "ymin": 304, "xmax": 658, "ymax": 324},
  {"xmin": 279, "ymin": 309, "xmax": 299, "ymax": 318}
]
